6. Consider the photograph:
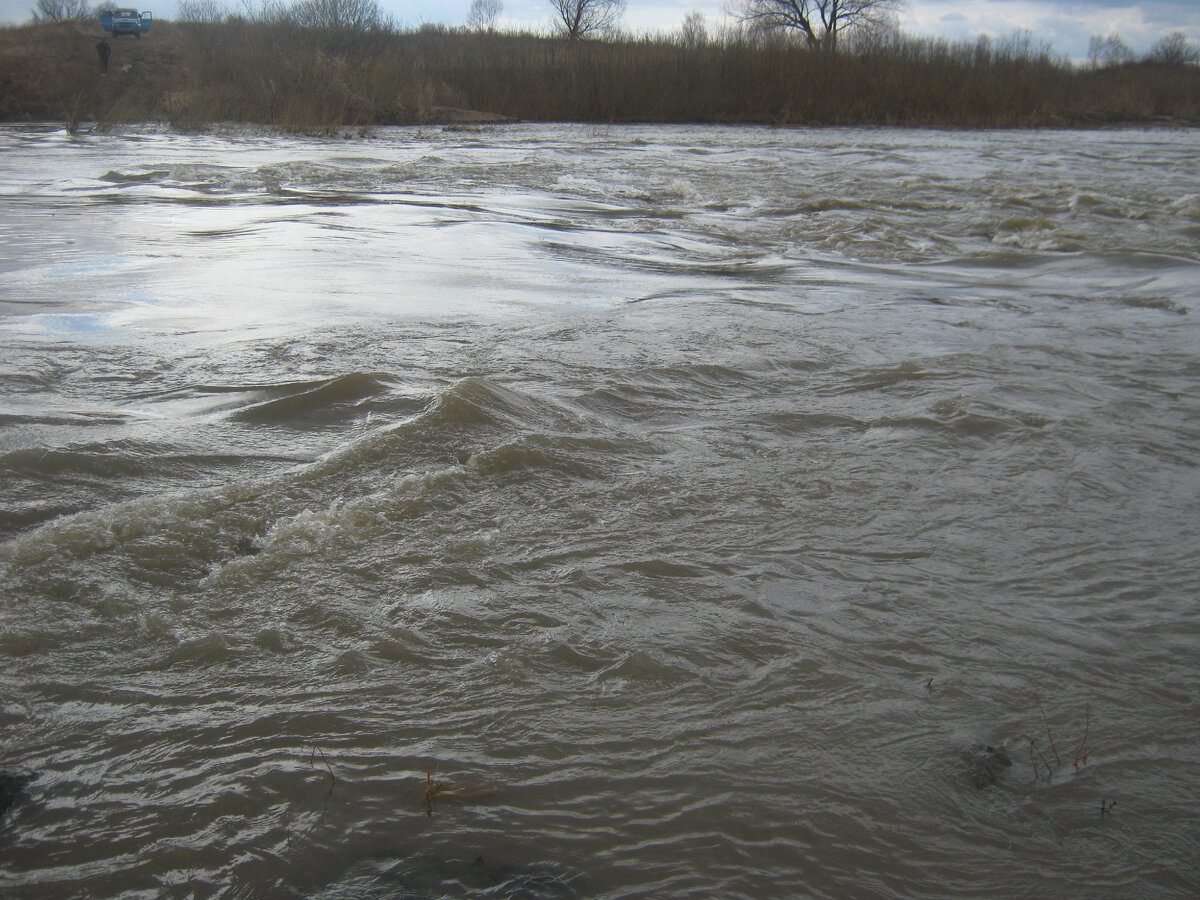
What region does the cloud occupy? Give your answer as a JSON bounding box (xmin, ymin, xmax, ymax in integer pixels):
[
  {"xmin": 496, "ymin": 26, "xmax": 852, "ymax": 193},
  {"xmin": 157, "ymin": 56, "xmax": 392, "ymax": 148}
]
[
  {"xmin": 1, "ymin": 0, "xmax": 32, "ymax": 25},
  {"xmin": 905, "ymin": 0, "xmax": 1200, "ymax": 58}
]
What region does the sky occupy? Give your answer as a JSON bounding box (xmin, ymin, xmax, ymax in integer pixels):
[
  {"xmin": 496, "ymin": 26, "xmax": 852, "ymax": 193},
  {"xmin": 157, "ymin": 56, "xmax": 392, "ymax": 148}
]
[{"xmin": 4, "ymin": 0, "xmax": 1200, "ymax": 61}]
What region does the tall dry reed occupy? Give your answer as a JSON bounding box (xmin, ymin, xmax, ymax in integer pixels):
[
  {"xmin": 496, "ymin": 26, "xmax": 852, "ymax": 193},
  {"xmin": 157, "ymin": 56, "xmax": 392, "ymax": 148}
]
[{"xmin": 2, "ymin": 18, "xmax": 1198, "ymax": 130}]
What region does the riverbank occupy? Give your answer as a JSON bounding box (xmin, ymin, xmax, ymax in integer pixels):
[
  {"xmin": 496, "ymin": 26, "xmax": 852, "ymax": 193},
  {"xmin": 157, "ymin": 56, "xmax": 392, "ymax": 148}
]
[{"xmin": 2, "ymin": 19, "xmax": 1199, "ymax": 132}]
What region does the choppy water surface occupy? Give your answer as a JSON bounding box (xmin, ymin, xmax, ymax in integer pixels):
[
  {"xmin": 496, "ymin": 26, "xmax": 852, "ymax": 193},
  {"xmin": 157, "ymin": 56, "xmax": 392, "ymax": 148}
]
[{"xmin": 1, "ymin": 123, "xmax": 1199, "ymax": 898}]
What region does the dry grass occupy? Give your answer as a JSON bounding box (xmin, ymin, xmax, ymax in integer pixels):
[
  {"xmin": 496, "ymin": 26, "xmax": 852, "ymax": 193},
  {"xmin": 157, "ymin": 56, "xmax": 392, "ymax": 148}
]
[{"xmin": 3, "ymin": 19, "xmax": 1199, "ymax": 130}]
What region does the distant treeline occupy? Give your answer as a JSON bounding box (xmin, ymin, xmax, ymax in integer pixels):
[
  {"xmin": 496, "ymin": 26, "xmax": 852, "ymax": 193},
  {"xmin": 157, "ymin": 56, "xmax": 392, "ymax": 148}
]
[{"xmin": 1, "ymin": 16, "xmax": 1198, "ymax": 131}]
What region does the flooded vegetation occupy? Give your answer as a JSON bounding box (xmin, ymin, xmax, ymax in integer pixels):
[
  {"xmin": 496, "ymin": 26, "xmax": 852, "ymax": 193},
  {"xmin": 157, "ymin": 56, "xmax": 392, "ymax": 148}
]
[{"xmin": 2, "ymin": 122, "xmax": 1199, "ymax": 897}]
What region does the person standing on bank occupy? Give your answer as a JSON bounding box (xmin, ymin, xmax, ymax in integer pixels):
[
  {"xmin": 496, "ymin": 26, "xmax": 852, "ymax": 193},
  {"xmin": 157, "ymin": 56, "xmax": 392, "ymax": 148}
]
[{"xmin": 97, "ymin": 40, "xmax": 110, "ymax": 75}]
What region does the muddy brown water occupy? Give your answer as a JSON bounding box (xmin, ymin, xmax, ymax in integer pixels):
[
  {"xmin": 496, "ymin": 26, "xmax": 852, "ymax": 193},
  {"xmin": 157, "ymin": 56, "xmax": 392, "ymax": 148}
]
[{"xmin": 1, "ymin": 123, "xmax": 1198, "ymax": 898}]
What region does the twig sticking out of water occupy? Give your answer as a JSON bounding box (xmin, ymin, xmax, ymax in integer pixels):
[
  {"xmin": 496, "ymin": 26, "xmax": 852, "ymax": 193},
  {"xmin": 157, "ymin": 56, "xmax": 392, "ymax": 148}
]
[
  {"xmin": 1073, "ymin": 702, "xmax": 1090, "ymax": 768},
  {"xmin": 1027, "ymin": 697, "xmax": 1093, "ymax": 783},
  {"xmin": 1029, "ymin": 738, "xmax": 1058, "ymax": 783},
  {"xmin": 1100, "ymin": 799, "xmax": 1116, "ymax": 818},
  {"xmin": 1034, "ymin": 695, "xmax": 1062, "ymax": 767},
  {"xmin": 422, "ymin": 761, "xmax": 496, "ymax": 818},
  {"xmin": 424, "ymin": 762, "xmax": 441, "ymax": 818},
  {"xmin": 310, "ymin": 744, "xmax": 337, "ymax": 794}
]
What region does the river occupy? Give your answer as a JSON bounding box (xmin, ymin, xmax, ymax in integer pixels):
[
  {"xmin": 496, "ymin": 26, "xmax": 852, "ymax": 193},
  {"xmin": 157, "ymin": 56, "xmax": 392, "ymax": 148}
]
[{"xmin": 1, "ymin": 122, "xmax": 1198, "ymax": 898}]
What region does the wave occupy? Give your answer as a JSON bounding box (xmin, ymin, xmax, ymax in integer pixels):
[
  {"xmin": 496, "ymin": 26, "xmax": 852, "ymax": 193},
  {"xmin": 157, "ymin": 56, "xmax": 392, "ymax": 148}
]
[
  {"xmin": 0, "ymin": 441, "xmax": 155, "ymax": 478},
  {"xmin": 227, "ymin": 373, "xmax": 400, "ymax": 425},
  {"xmin": 98, "ymin": 168, "xmax": 172, "ymax": 185},
  {"xmin": 0, "ymin": 378, "xmax": 640, "ymax": 578},
  {"xmin": 577, "ymin": 363, "xmax": 754, "ymax": 416}
]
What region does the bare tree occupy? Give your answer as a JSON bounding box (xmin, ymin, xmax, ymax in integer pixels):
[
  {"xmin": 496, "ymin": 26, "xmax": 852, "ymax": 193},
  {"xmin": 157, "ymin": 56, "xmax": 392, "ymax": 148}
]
[
  {"xmin": 177, "ymin": 0, "xmax": 228, "ymax": 23},
  {"xmin": 467, "ymin": 0, "xmax": 502, "ymax": 31},
  {"xmin": 32, "ymin": 0, "xmax": 92, "ymax": 22},
  {"xmin": 1149, "ymin": 31, "xmax": 1200, "ymax": 65},
  {"xmin": 734, "ymin": 0, "xmax": 906, "ymax": 52},
  {"xmin": 1086, "ymin": 32, "xmax": 1134, "ymax": 68},
  {"xmin": 288, "ymin": 0, "xmax": 389, "ymax": 31},
  {"xmin": 550, "ymin": 0, "xmax": 625, "ymax": 41},
  {"xmin": 678, "ymin": 10, "xmax": 707, "ymax": 48}
]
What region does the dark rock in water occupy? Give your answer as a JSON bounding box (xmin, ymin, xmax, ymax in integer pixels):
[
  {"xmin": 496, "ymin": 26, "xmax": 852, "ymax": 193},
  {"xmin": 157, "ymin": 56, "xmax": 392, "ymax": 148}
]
[
  {"xmin": 969, "ymin": 744, "xmax": 1012, "ymax": 789},
  {"xmin": 233, "ymin": 534, "xmax": 262, "ymax": 557},
  {"xmin": 0, "ymin": 771, "xmax": 36, "ymax": 818}
]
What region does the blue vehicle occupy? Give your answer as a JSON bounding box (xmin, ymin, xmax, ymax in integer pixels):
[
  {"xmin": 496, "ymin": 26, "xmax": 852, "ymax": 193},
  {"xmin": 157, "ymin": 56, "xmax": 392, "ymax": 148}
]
[{"xmin": 98, "ymin": 8, "xmax": 152, "ymax": 38}]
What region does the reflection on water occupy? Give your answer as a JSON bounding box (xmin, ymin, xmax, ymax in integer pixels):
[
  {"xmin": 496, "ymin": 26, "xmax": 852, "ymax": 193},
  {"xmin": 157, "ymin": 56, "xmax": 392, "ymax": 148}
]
[{"xmin": 1, "ymin": 123, "xmax": 1199, "ymax": 899}]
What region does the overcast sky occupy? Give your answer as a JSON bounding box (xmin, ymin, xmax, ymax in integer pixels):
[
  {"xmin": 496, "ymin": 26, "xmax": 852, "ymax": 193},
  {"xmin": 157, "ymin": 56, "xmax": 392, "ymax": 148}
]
[{"xmin": 4, "ymin": 0, "xmax": 1199, "ymax": 60}]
